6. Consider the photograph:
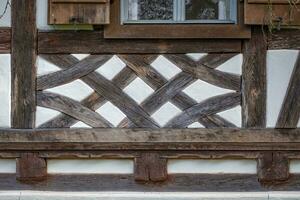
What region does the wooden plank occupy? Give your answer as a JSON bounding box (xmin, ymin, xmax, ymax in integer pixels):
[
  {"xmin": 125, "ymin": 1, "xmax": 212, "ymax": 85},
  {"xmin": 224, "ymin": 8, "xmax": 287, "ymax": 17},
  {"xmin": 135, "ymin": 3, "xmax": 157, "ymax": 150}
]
[
  {"xmin": 248, "ymin": 0, "xmax": 300, "ymax": 4},
  {"xmin": 0, "ymin": 128, "xmax": 299, "ymax": 151},
  {"xmin": 11, "ymin": 0, "xmax": 37, "ymax": 129},
  {"xmin": 165, "ymin": 54, "xmax": 241, "ymax": 91},
  {"xmin": 257, "ymin": 152, "xmax": 289, "ymax": 183},
  {"xmin": 38, "ymin": 31, "xmax": 242, "ymax": 54},
  {"xmin": 0, "ymin": 28, "xmax": 11, "ymax": 53},
  {"xmin": 37, "ymin": 91, "xmax": 113, "ymax": 127},
  {"xmin": 276, "ymin": 53, "xmax": 300, "ymax": 128},
  {"xmin": 268, "ymin": 29, "xmax": 300, "ymax": 50},
  {"xmin": 1, "ymin": 174, "xmax": 300, "ymax": 191},
  {"xmin": 16, "ymin": 153, "xmax": 47, "ymax": 182},
  {"xmin": 196, "ymin": 53, "xmax": 238, "ymax": 69},
  {"xmin": 245, "ymin": 3, "xmax": 300, "ymax": 25},
  {"xmin": 134, "ymin": 153, "xmax": 167, "ymax": 182},
  {"xmin": 165, "ymin": 93, "xmax": 241, "ymax": 128},
  {"xmin": 242, "ymin": 27, "xmax": 267, "ymax": 128},
  {"xmin": 37, "ymin": 55, "xmax": 112, "ymax": 90}
]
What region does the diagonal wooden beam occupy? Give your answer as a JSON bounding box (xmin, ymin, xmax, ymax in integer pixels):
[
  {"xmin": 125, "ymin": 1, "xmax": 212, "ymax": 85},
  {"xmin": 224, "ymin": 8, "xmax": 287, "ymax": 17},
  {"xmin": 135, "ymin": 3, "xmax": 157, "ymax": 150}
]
[
  {"xmin": 165, "ymin": 54, "xmax": 241, "ymax": 91},
  {"xmin": 37, "ymin": 55, "xmax": 112, "ymax": 90},
  {"xmin": 37, "ymin": 91, "xmax": 113, "ymax": 128},
  {"xmin": 196, "ymin": 53, "xmax": 238, "ymax": 69},
  {"xmin": 165, "ymin": 93, "xmax": 241, "ymax": 128},
  {"xmin": 276, "ymin": 53, "xmax": 300, "ymax": 128}
]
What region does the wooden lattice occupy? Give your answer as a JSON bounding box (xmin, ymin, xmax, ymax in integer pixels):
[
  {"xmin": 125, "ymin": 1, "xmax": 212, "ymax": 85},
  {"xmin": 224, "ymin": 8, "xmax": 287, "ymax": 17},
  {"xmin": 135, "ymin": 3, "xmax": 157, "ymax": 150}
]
[{"xmin": 36, "ymin": 54, "xmax": 241, "ymax": 129}]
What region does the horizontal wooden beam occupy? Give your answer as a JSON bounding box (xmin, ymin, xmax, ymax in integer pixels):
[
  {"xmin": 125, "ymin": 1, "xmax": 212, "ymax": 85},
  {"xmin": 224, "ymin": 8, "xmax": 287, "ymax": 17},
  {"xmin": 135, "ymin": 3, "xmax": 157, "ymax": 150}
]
[
  {"xmin": 1, "ymin": 174, "xmax": 300, "ymax": 191},
  {"xmin": 0, "ymin": 128, "xmax": 299, "ymax": 151},
  {"xmin": 0, "ymin": 28, "xmax": 11, "ymax": 53},
  {"xmin": 38, "ymin": 31, "xmax": 242, "ymax": 54},
  {"xmin": 268, "ymin": 29, "xmax": 300, "ymax": 50}
]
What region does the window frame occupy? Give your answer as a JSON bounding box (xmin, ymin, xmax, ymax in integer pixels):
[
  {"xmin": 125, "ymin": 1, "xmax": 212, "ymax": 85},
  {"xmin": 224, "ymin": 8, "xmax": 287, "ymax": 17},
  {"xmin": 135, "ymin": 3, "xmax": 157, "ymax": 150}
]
[
  {"xmin": 121, "ymin": 0, "xmax": 237, "ymax": 24},
  {"xmin": 104, "ymin": 0, "xmax": 250, "ymax": 39}
]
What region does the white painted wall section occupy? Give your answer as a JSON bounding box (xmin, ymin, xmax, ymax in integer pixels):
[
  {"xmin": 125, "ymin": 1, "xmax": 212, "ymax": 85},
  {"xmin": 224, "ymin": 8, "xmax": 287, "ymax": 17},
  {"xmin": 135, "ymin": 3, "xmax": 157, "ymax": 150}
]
[
  {"xmin": 47, "ymin": 159, "xmax": 134, "ymax": 174},
  {"xmin": 0, "ymin": 0, "xmax": 11, "ymax": 27},
  {"xmin": 0, "ymin": 159, "xmax": 16, "ymax": 173},
  {"xmin": 266, "ymin": 50, "xmax": 299, "ymax": 128},
  {"xmin": 0, "ymin": 54, "xmax": 11, "ymax": 128},
  {"xmin": 168, "ymin": 159, "xmax": 257, "ymax": 174}
]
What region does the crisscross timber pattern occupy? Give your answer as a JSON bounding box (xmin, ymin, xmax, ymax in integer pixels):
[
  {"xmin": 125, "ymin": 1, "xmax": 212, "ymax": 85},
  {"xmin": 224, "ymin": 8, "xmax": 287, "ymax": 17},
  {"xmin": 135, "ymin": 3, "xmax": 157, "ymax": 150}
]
[{"xmin": 36, "ymin": 54, "xmax": 241, "ymax": 129}]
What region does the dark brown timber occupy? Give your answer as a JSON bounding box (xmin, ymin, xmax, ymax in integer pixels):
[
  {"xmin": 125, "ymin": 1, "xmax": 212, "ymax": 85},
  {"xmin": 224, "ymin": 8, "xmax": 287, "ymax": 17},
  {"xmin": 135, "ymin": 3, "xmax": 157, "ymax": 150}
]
[
  {"xmin": 38, "ymin": 31, "xmax": 242, "ymax": 54},
  {"xmin": 0, "ymin": 28, "xmax": 11, "ymax": 53},
  {"xmin": 0, "ymin": 128, "xmax": 299, "ymax": 151},
  {"xmin": 11, "ymin": 0, "xmax": 37, "ymax": 128},
  {"xmin": 242, "ymin": 26, "xmax": 267, "ymax": 128},
  {"xmin": 16, "ymin": 153, "xmax": 47, "ymax": 182}
]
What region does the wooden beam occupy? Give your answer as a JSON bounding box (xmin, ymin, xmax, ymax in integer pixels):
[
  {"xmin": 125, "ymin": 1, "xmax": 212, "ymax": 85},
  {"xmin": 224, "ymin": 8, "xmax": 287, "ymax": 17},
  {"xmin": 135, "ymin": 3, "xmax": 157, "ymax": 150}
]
[
  {"xmin": 0, "ymin": 128, "xmax": 299, "ymax": 151},
  {"xmin": 268, "ymin": 29, "xmax": 300, "ymax": 50},
  {"xmin": 38, "ymin": 31, "xmax": 242, "ymax": 54},
  {"xmin": 276, "ymin": 53, "xmax": 300, "ymax": 128},
  {"xmin": 242, "ymin": 27, "xmax": 267, "ymax": 128},
  {"xmin": 134, "ymin": 153, "xmax": 168, "ymax": 182},
  {"xmin": 0, "ymin": 28, "xmax": 11, "ymax": 53},
  {"xmin": 257, "ymin": 152, "xmax": 289, "ymax": 184},
  {"xmin": 16, "ymin": 153, "xmax": 47, "ymax": 182},
  {"xmin": 1, "ymin": 174, "xmax": 300, "ymax": 191},
  {"xmin": 11, "ymin": 0, "xmax": 37, "ymax": 128}
]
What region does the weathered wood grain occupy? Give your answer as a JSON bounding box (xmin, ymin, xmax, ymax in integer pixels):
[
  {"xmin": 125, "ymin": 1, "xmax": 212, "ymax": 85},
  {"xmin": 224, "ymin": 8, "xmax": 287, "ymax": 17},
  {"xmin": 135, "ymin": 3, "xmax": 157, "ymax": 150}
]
[
  {"xmin": 258, "ymin": 152, "xmax": 290, "ymax": 183},
  {"xmin": 165, "ymin": 93, "xmax": 241, "ymax": 128},
  {"xmin": 268, "ymin": 29, "xmax": 300, "ymax": 50},
  {"xmin": 0, "ymin": 28, "xmax": 11, "ymax": 53},
  {"xmin": 38, "ymin": 31, "xmax": 242, "ymax": 54},
  {"xmin": 2, "ymin": 174, "xmax": 300, "ymax": 191},
  {"xmin": 134, "ymin": 153, "xmax": 168, "ymax": 182},
  {"xmin": 198, "ymin": 115, "xmax": 237, "ymax": 128},
  {"xmin": 242, "ymin": 27, "xmax": 267, "ymax": 128},
  {"xmin": 37, "ymin": 55, "xmax": 112, "ymax": 90},
  {"xmin": 11, "ymin": 0, "xmax": 37, "ymax": 128},
  {"xmin": 82, "ymin": 72, "xmax": 159, "ymax": 128},
  {"xmin": 16, "ymin": 153, "xmax": 47, "ymax": 182},
  {"xmin": 276, "ymin": 53, "xmax": 300, "ymax": 128},
  {"xmin": 165, "ymin": 54, "xmax": 241, "ymax": 91},
  {"xmin": 37, "ymin": 91, "xmax": 113, "ymax": 128},
  {"xmin": 0, "ymin": 128, "xmax": 300, "ymax": 151}
]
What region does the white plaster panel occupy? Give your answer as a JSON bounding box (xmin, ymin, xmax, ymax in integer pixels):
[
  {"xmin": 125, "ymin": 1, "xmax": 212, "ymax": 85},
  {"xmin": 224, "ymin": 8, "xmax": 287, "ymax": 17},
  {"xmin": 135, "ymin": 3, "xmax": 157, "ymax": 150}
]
[
  {"xmin": 216, "ymin": 54, "xmax": 242, "ymax": 75},
  {"xmin": 151, "ymin": 102, "xmax": 182, "ymax": 127},
  {"xmin": 95, "ymin": 56, "xmax": 126, "ymax": 81},
  {"xmin": 0, "ymin": 54, "xmax": 11, "ymax": 128},
  {"xmin": 188, "ymin": 122, "xmax": 205, "ymax": 128},
  {"xmin": 37, "ymin": 56, "xmax": 61, "ymax": 76},
  {"xmin": 36, "ymin": 0, "xmax": 53, "ymax": 30},
  {"xmin": 0, "ymin": 159, "xmax": 16, "ymax": 173},
  {"xmin": 267, "ymin": 50, "xmax": 299, "ymax": 128},
  {"xmin": 186, "ymin": 53, "xmax": 207, "ymax": 61},
  {"xmin": 96, "ymin": 102, "xmax": 126, "ymax": 127},
  {"xmin": 0, "ymin": 0, "xmax": 11, "ymax": 27},
  {"xmin": 168, "ymin": 159, "xmax": 257, "ymax": 174},
  {"xmin": 218, "ymin": 106, "xmax": 242, "ymax": 127},
  {"xmin": 17, "ymin": 192, "xmax": 269, "ymax": 200},
  {"xmin": 47, "ymin": 159, "xmax": 134, "ymax": 174},
  {"xmin": 151, "ymin": 56, "xmax": 182, "ymax": 80},
  {"xmin": 36, "ymin": 107, "xmax": 61, "ymax": 127},
  {"xmin": 298, "ymin": 118, "xmax": 300, "ymax": 128},
  {"xmin": 183, "ymin": 80, "xmax": 234, "ymax": 103},
  {"xmin": 45, "ymin": 80, "xmax": 94, "ymax": 101},
  {"xmin": 290, "ymin": 160, "xmax": 300, "ymax": 174},
  {"xmin": 71, "ymin": 121, "xmax": 92, "ymax": 128}
]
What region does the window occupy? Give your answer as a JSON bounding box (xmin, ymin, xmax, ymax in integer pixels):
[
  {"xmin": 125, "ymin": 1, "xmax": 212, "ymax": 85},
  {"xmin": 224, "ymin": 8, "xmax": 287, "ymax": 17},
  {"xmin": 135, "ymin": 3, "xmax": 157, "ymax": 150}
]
[
  {"xmin": 121, "ymin": 0, "xmax": 237, "ymax": 24},
  {"xmin": 104, "ymin": 0, "xmax": 250, "ymax": 39}
]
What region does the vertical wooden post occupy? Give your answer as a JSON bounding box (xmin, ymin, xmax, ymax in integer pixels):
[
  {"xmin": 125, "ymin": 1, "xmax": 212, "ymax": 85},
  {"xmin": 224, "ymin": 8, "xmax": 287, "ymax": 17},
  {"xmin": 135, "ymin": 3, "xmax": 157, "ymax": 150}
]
[
  {"xmin": 16, "ymin": 153, "xmax": 47, "ymax": 182},
  {"xmin": 11, "ymin": 0, "xmax": 37, "ymax": 129},
  {"xmin": 134, "ymin": 153, "xmax": 168, "ymax": 182},
  {"xmin": 242, "ymin": 26, "xmax": 267, "ymax": 128}
]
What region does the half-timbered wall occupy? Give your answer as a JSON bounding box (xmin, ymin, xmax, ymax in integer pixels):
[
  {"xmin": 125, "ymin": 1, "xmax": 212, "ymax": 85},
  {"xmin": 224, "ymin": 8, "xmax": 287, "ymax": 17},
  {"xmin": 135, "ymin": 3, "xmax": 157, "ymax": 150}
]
[{"xmin": 1, "ymin": 0, "xmax": 300, "ymax": 196}]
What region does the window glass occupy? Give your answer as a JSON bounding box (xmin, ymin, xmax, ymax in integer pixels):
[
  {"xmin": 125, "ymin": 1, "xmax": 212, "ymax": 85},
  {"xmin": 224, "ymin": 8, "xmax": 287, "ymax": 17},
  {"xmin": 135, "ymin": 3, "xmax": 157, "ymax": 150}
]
[
  {"xmin": 123, "ymin": 0, "xmax": 236, "ymax": 23},
  {"xmin": 127, "ymin": 0, "xmax": 174, "ymax": 21},
  {"xmin": 185, "ymin": 0, "xmax": 231, "ymax": 21}
]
